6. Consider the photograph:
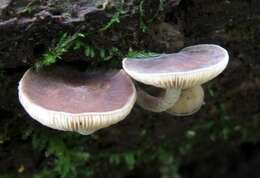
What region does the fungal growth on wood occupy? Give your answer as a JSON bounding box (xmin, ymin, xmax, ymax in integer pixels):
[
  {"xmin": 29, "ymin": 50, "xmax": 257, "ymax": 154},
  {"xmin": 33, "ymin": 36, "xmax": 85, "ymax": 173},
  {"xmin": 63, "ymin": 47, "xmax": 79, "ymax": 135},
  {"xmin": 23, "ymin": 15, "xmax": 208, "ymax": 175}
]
[
  {"xmin": 122, "ymin": 44, "xmax": 229, "ymax": 115},
  {"xmin": 18, "ymin": 44, "xmax": 228, "ymax": 135}
]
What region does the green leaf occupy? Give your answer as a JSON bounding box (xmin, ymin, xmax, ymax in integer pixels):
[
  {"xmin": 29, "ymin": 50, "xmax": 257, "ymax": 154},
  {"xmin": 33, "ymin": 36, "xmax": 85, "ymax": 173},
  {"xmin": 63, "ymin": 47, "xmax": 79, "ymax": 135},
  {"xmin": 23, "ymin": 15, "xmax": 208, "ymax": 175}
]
[
  {"xmin": 127, "ymin": 51, "xmax": 160, "ymax": 58},
  {"xmin": 99, "ymin": 48, "xmax": 106, "ymax": 58},
  {"xmin": 84, "ymin": 46, "xmax": 91, "ymax": 57},
  {"xmin": 73, "ymin": 41, "xmax": 83, "ymax": 50},
  {"xmin": 90, "ymin": 48, "xmax": 95, "ymax": 58},
  {"xmin": 109, "ymin": 154, "xmax": 121, "ymax": 165},
  {"xmin": 123, "ymin": 153, "xmax": 136, "ymax": 170},
  {"xmin": 77, "ymin": 33, "xmax": 85, "ymax": 38}
]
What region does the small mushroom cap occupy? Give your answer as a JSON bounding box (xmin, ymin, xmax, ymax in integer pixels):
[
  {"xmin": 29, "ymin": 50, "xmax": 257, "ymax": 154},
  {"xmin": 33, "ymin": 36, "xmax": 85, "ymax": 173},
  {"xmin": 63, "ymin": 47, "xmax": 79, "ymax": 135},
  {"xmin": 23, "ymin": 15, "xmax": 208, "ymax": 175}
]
[
  {"xmin": 167, "ymin": 85, "xmax": 204, "ymax": 116},
  {"xmin": 123, "ymin": 44, "xmax": 229, "ymax": 89},
  {"xmin": 18, "ymin": 65, "xmax": 136, "ymax": 134}
]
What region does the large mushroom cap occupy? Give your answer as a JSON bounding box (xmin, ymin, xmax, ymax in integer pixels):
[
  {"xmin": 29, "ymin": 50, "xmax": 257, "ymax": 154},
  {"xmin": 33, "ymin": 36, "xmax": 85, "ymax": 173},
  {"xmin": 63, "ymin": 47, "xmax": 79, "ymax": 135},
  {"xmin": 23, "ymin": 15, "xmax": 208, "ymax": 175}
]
[
  {"xmin": 123, "ymin": 44, "xmax": 229, "ymax": 89},
  {"xmin": 18, "ymin": 65, "xmax": 136, "ymax": 135}
]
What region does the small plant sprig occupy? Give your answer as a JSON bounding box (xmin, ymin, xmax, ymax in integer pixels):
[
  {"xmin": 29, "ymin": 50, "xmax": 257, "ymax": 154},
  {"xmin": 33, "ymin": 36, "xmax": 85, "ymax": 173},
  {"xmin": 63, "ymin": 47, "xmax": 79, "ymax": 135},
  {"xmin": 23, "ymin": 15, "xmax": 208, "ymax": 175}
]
[
  {"xmin": 35, "ymin": 32, "xmax": 85, "ymax": 69},
  {"xmin": 32, "ymin": 131, "xmax": 90, "ymax": 178},
  {"xmin": 35, "ymin": 8, "xmax": 125, "ymax": 68},
  {"xmin": 19, "ymin": 0, "xmax": 37, "ymax": 14},
  {"xmin": 34, "ymin": 1, "xmax": 166, "ymax": 68},
  {"xmin": 36, "ymin": 32, "xmax": 159, "ymax": 68},
  {"xmin": 139, "ymin": 0, "xmax": 166, "ymax": 32},
  {"xmin": 35, "ymin": 6, "xmax": 162, "ymax": 68},
  {"xmin": 139, "ymin": 0, "xmax": 148, "ymax": 32},
  {"xmin": 127, "ymin": 50, "xmax": 160, "ymax": 58},
  {"xmin": 72, "ymin": 40, "xmax": 123, "ymax": 61},
  {"xmin": 99, "ymin": 8, "xmax": 125, "ymax": 32}
]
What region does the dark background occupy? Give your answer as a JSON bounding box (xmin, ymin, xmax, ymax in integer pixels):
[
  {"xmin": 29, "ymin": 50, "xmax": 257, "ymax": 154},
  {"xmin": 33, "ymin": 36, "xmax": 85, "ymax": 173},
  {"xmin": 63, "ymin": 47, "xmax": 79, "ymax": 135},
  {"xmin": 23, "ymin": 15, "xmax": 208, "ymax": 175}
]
[{"xmin": 0, "ymin": 0, "xmax": 260, "ymax": 177}]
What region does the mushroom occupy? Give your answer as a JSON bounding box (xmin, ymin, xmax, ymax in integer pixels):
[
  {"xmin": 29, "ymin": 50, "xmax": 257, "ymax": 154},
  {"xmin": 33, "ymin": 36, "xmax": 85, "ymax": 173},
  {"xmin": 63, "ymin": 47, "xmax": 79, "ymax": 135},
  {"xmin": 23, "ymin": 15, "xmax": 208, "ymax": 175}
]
[
  {"xmin": 18, "ymin": 64, "xmax": 136, "ymax": 135},
  {"xmin": 122, "ymin": 44, "xmax": 229, "ymax": 113},
  {"xmin": 166, "ymin": 85, "xmax": 204, "ymax": 116}
]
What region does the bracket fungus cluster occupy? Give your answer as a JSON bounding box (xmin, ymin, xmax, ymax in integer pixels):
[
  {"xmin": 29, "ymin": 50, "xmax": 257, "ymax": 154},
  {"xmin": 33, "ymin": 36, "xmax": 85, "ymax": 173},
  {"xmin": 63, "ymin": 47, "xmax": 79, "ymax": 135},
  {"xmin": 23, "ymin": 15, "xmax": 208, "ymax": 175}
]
[{"xmin": 18, "ymin": 44, "xmax": 229, "ymax": 135}]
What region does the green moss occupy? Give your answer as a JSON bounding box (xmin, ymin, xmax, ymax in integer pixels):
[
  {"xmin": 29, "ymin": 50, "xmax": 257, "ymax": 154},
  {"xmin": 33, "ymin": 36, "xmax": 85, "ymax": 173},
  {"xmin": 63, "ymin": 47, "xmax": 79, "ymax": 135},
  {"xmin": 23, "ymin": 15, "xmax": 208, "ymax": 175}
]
[
  {"xmin": 35, "ymin": 0, "xmax": 168, "ymax": 68},
  {"xmin": 35, "ymin": 5, "xmax": 128, "ymax": 69},
  {"xmin": 31, "ymin": 130, "xmax": 91, "ymax": 178},
  {"xmin": 35, "ymin": 33, "xmax": 85, "ymax": 69}
]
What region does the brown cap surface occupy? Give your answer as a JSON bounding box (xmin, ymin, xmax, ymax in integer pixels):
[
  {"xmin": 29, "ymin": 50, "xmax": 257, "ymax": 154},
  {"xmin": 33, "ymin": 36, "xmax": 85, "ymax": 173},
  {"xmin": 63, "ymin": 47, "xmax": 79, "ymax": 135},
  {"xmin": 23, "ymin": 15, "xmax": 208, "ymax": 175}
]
[
  {"xmin": 123, "ymin": 44, "xmax": 229, "ymax": 89},
  {"xmin": 18, "ymin": 65, "xmax": 136, "ymax": 134}
]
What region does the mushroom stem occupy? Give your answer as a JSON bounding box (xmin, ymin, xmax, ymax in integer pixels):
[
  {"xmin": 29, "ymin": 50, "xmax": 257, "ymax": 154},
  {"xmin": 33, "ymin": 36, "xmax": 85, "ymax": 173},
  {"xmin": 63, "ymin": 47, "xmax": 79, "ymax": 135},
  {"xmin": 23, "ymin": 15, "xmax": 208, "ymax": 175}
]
[
  {"xmin": 77, "ymin": 129, "xmax": 95, "ymax": 135},
  {"xmin": 136, "ymin": 85, "xmax": 181, "ymax": 112},
  {"xmin": 166, "ymin": 85, "xmax": 205, "ymax": 116}
]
